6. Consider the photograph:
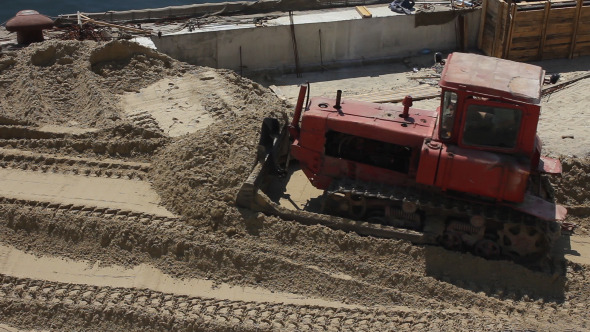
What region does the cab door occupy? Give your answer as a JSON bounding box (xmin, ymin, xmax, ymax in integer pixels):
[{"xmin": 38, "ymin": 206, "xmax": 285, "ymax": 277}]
[{"xmin": 437, "ymin": 99, "xmax": 530, "ymax": 202}]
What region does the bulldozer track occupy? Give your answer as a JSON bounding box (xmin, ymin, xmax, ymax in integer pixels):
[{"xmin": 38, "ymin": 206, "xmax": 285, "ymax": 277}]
[
  {"xmin": 0, "ymin": 137, "xmax": 168, "ymax": 156},
  {"xmin": 0, "ymin": 273, "xmax": 501, "ymax": 331},
  {"xmin": 127, "ymin": 111, "xmax": 165, "ymax": 135},
  {"xmin": 237, "ymin": 162, "xmax": 427, "ymax": 243},
  {"xmin": 0, "ymin": 147, "xmax": 150, "ymax": 180},
  {"xmin": 0, "ymin": 194, "xmax": 573, "ymax": 326},
  {"xmin": 328, "ymin": 179, "xmax": 561, "ymax": 259},
  {"xmin": 0, "ymin": 125, "xmax": 67, "ymax": 139},
  {"xmin": 0, "ymin": 196, "xmax": 177, "ymax": 223},
  {"xmin": 2, "ymin": 199, "xmax": 545, "ymax": 310},
  {"xmin": 0, "ymin": 202, "xmax": 423, "ymax": 306}
]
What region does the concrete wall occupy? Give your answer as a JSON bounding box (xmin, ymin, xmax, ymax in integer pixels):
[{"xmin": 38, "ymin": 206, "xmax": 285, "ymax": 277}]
[{"xmin": 152, "ymin": 9, "xmax": 481, "ymax": 74}]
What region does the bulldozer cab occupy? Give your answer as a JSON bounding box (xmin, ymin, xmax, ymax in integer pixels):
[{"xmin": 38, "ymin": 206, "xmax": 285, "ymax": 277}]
[
  {"xmin": 437, "ymin": 53, "xmax": 543, "ymax": 159},
  {"xmin": 439, "ymin": 90, "xmax": 527, "ymax": 152}
]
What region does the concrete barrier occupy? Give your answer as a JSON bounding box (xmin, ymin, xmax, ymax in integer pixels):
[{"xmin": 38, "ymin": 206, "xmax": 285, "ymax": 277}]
[{"xmin": 152, "ymin": 9, "xmax": 481, "ymax": 74}]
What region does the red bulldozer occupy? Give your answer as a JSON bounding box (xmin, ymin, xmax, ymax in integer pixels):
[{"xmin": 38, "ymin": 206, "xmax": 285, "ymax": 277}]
[{"xmin": 238, "ymin": 52, "xmax": 566, "ymax": 264}]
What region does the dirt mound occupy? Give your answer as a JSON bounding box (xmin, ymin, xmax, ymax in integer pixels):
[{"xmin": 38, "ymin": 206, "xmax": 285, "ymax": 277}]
[
  {"xmin": 89, "ymin": 40, "xmax": 171, "ymax": 65},
  {"xmin": 555, "ymin": 157, "xmax": 590, "ymax": 206},
  {"xmin": 0, "ymin": 40, "xmax": 188, "ymax": 129},
  {"xmin": 30, "ymin": 43, "xmax": 79, "ymax": 66},
  {"xmin": 553, "ymin": 157, "xmax": 590, "ymax": 232},
  {"xmin": 150, "ymin": 69, "xmax": 288, "ymax": 228},
  {"xmin": 0, "ymin": 55, "xmax": 16, "ymax": 73},
  {"xmin": 90, "ymin": 41, "xmax": 177, "ymax": 93}
]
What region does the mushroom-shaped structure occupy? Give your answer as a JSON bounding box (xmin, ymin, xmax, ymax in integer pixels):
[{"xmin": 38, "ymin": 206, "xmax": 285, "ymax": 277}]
[{"xmin": 6, "ymin": 10, "xmax": 54, "ymax": 45}]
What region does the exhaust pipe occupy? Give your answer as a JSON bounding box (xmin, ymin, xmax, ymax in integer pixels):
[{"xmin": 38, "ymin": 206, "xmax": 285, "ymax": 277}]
[
  {"xmin": 401, "ymin": 95, "xmax": 413, "ymax": 118},
  {"xmin": 334, "ymin": 90, "xmax": 344, "ymax": 116},
  {"xmin": 289, "ymin": 84, "xmax": 307, "ymax": 139},
  {"xmin": 334, "ymin": 90, "xmax": 342, "ymax": 110}
]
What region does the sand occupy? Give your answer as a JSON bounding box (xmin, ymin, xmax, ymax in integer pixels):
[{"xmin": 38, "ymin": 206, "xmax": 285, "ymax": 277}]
[{"xmin": 0, "ymin": 39, "xmax": 588, "ymax": 331}]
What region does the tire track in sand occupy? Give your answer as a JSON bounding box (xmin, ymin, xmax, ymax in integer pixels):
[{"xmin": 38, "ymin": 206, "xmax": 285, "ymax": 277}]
[
  {"xmin": 0, "ymin": 244, "xmax": 359, "ymax": 309},
  {"xmin": 0, "ymin": 272, "xmax": 508, "ymax": 332},
  {"xmin": 0, "ymin": 147, "xmax": 150, "ymax": 180},
  {"xmin": 0, "ymin": 168, "xmax": 173, "ymax": 217}
]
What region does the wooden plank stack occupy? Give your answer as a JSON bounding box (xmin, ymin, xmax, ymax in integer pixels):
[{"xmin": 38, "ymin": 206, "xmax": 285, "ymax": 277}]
[{"xmin": 479, "ymin": 0, "xmax": 590, "ymax": 61}]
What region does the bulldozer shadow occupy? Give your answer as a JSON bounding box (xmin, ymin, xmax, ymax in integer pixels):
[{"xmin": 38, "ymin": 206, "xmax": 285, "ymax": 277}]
[
  {"xmin": 423, "ymin": 237, "xmax": 569, "ymax": 302},
  {"xmin": 263, "ymin": 163, "xmax": 325, "ymax": 213},
  {"xmin": 237, "ymin": 155, "xmax": 570, "ymax": 302}
]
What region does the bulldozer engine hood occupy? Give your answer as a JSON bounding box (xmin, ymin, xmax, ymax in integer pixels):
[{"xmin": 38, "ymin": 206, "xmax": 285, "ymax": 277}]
[{"xmin": 303, "ymin": 96, "xmax": 438, "ymax": 147}]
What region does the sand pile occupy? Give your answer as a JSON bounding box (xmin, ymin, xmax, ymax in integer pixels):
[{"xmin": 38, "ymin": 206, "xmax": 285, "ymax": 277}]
[
  {"xmin": 0, "ymin": 40, "xmax": 188, "ymax": 128},
  {"xmin": 151, "ymin": 70, "xmax": 289, "ymax": 229},
  {"xmin": 553, "ymin": 157, "xmax": 590, "ymax": 233}
]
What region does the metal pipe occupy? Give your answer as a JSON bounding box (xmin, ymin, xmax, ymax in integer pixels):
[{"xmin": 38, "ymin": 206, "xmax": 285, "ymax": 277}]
[
  {"xmin": 305, "ymin": 81, "xmax": 311, "ymax": 111},
  {"xmin": 319, "ymin": 29, "xmax": 324, "ymax": 71},
  {"xmin": 289, "ymin": 85, "xmax": 308, "ymax": 139},
  {"xmin": 289, "ymin": 11, "xmax": 302, "ymax": 78},
  {"xmin": 334, "ymin": 90, "xmax": 342, "ymax": 110}
]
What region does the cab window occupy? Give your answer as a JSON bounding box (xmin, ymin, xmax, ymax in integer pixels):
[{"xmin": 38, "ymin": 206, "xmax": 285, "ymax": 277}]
[
  {"xmin": 462, "ymin": 104, "xmax": 522, "ymax": 149},
  {"xmin": 440, "ymin": 91, "xmax": 458, "ymax": 140}
]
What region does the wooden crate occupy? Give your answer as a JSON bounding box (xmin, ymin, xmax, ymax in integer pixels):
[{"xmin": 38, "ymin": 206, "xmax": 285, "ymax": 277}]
[{"xmin": 478, "ymin": 0, "xmax": 590, "ymax": 60}]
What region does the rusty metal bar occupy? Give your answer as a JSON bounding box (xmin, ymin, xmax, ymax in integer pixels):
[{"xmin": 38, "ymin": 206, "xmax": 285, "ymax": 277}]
[{"xmin": 289, "ymin": 11, "xmax": 302, "ymax": 78}]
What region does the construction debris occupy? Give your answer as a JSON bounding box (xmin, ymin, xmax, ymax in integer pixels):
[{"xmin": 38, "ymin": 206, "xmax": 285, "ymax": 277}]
[
  {"xmin": 55, "ymin": 23, "xmax": 109, "ymax": 41},
  {"xmin": 50, "ymin": 12, "xmax": 153, "ymax": 42}
]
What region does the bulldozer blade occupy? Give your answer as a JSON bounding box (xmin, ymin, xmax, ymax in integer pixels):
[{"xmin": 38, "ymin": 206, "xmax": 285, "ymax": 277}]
[{"xmin": 236, "ymin": 117, "xmax": 290, "ymax": 211}]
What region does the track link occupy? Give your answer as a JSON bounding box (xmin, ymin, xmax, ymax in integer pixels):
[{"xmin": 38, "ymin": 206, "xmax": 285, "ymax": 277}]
[{"xmin": 327, "ymin": 179, "xmax": 561, "ymax": 260}]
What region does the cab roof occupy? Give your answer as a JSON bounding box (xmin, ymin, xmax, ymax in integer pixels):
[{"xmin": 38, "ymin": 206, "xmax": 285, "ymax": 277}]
[{"xmin": 439, "ymin": 53, "xmax": 544, "ymax": 105}]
